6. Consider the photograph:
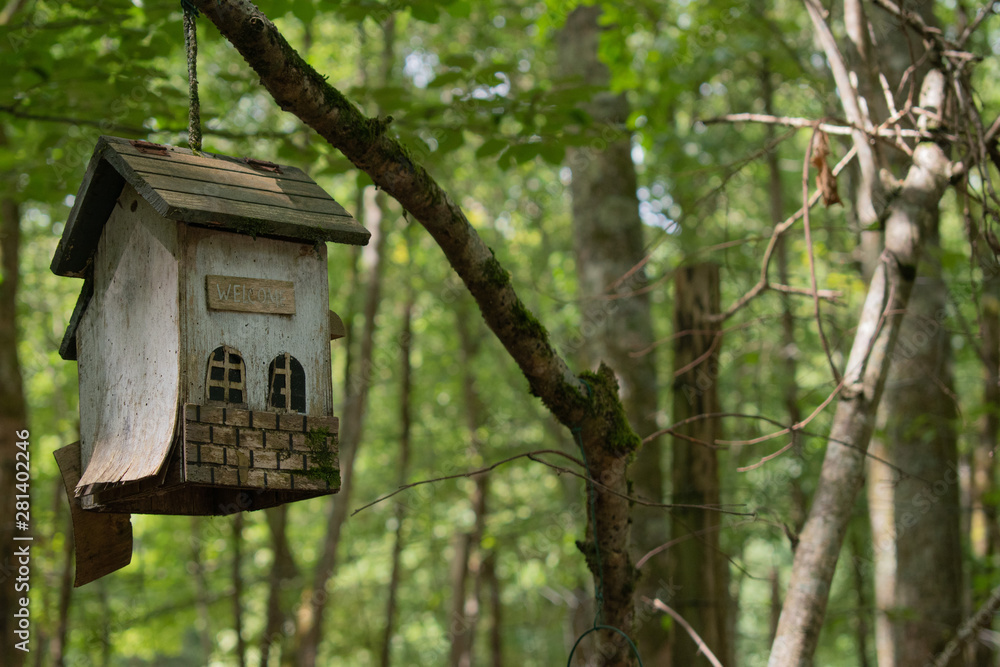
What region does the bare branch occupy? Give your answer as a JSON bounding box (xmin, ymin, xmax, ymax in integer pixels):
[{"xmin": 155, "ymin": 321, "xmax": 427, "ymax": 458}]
[
  {"xmin": 710, "ymin": 145, "xmax": 858, "ymax": 322},
  {"xmin": 643, "ymin": 598, "xmax": 725, "ymax": 667},
  {"xmin": 930, "ymin": 582, "xmax": 1000, "ymax": 666},
  {"xmin": 351, "ymin": 449, "xmax": 754, "ymax": 518},
  {"xmin": 704, "ymin": 112, "xmax": 931, "ymax": 139},
  {"xmin": 803, "ymin": 0, "xmax": 885, "ymax": 227},
  {"xmin": 956, "ymin": 2, "xmax": 995, "ymax": 47},
  {"xmin": 802, "ymin": 125, "xmax": 842, "ymax": 383},
  {"xmin": 870, "ymin": 0, "xmax": 949, "ymax": 44}
]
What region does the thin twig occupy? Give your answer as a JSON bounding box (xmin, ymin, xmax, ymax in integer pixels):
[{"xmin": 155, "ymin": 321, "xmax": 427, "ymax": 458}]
[
  {"xmin": 956, "ymin": 2, "xmax": 995, "ymax": 48},
  {"xmin": 709, "ymin": 146, "xmax": 858, "ymax": 322},
  {"xmin": 351, "ymin": 449, "xmax": 754, "ymax": 517},
  {"xmin": 642, "ymin": 411, "xmax": 924, "ymax": 481},
  {"xmin": 704, "ymin": 112, "xmax": 932, "ymax": 139},
  {"xmin": 643, "ymin": 598, "xmax": 725, "ymax": 667},
  {"xmin": 870, "ymin": 0, "xmax": 949, "ymax": 44},
  {"xmin": 802, "ymin": 123, "xmax": 842, "ymax": 383},
  {"xmin": 929, "ymin": 581, "xmax": 1000, "ymax": 666}
]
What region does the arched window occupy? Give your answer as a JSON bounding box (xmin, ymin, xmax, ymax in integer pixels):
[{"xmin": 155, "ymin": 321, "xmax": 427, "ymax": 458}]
[
  {"xmin": 206, "ymin": 346, "xmax": 246, "ymax": 405},
  {"xmin": 268, "ymin": 353, "xmax": 306, "ymax": 413}
]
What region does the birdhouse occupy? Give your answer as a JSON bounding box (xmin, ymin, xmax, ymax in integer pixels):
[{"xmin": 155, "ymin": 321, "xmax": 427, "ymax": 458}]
[{"xmin": 52, "ymin": 136, "xmax": 369, "ymax": 585}]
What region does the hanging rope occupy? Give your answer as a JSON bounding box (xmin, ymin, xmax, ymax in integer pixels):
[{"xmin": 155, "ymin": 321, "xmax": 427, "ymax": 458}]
[
  {"xmin": 182, "ymin": 0, "xmax": 202, "ymax": 152},
  {"xmin": 566, "ymin": 381, "xmax": 643, "ymax": 667}
]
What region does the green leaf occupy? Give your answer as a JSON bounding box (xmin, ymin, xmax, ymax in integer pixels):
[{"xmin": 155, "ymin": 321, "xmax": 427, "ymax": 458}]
[
  {"xmin": 475, "ymin": 138, "xmax": 508, "ymax": 158},
  {"xmin": 538, "ymin": 142, "xmax": 565, "ymax": 165},
  {"xmin": 509, "ymin": 142, "xmax": 541, "ymax": 164},
  {"xmin": 409, "ymin": 2, "xmax": 440, "ymax": 23},
  {"xmin": 427, "ymin": 71, "xmax": 465, "ymax": 88},
  {"xmin": 442, "ymin": 54, "xmax": 476, "ymax": 70}
]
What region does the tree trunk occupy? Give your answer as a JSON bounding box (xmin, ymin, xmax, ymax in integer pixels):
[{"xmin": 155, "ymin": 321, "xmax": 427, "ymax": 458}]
[
  {"xmin": 670, "ymin": 263, "xmax": 730, "ymax": 666},
  {"xmin": 449, "ymin": 307, "xmax": 489, "ymax": 667},
  {"xmin": 768, "ymin": 136, "xmax": 953, "ymax": 665},
  {"xmin": 885, "ymin": 222, "xmax": 963, "ymax": 665},
  {"xmin": 50, "ymin": 509, "xmax": 74, "ymax": 666},
  {"xmin": 380, "ymin": 283, "xmax": 414, "ymax": 667},
  {"xmin": 195, "ymin": 5, "xmax": 644, "ymax": 663},
  {"xmin": 233, "ymin": 513, "xmax": 247, "ymax": 667},
  {"xmin": 291, "ymin": 13, "xmax": 396, "ymax": 661},
  {"xmin": 292, "ymin": 187, "xmax": 389, "ymax": 667},
  {"xmin": 483, "ymin": 552, "xmax": 503, "ymax": 667},
  {"xmin": 972, "ymin": 264, "xmax": 1000, "ymax": 666},
  {"xmin": 555, "ymin": 7, "xmax": 664, "ymax": 662},
  {"xmin": 0, "ymin": 185, "xmax": 27, "ymax": 667},
  {"xmin": 190, "ymin": 518, "xmax": 214, "ymax": 660},
  {"xmin": 261, "ymin": 505, "xmax": 297, "ymax": 665},
  {"xmin": 843, "ymin": 2, "xmax": 963, "ymax": 663}
]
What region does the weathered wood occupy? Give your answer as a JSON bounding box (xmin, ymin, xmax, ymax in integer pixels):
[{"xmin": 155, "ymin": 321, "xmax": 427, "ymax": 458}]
[
  {"xmin": 53, "ymin": 442, "xmax": 133, "ymax": 586},
  {"xmin": 50, "ymin": 143, "xmax": 126, "ymax": 277},
  {"xmin": 157, "ymin": 189, "xmax": 368, "ymax": 244},
  {"xmin": 109, "ymin": 136, "xmax": 316, "ymax": 183},
  {"xmin": 206, "ymin": 275, "xmax": 296, "ymax": 315},
  {"xmin": 58, "ymin": 278, "xmax": 92, "ymax": 361},
  {"xmin": 139, "ymin": 172, "xmax": 350, "ymax": 217},
  {"xmin": 77, "ymin": 185, "xmax": 181, "ymax": 486},
  {"xmin": 126, "ymin": 154, "xmax": 325, "ymax": 197},
  {"xmin": 52, "ymin": 135, "xmax": 370, "ymax": 278},
  {"xmin": 182, "ymin": 226, "xmax": 333, "ymax": 415}
]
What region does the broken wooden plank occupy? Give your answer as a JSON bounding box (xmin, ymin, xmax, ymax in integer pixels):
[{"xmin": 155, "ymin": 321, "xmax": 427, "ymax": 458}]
[{"xmin": 54, "ymin": 442, "xmax": 133, "ymax": 587}]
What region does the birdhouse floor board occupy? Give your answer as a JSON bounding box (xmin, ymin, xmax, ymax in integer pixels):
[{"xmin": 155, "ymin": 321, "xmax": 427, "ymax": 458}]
[{"xmin": 139, "ymin": 172, "xmax": 352, "ymax": 218}]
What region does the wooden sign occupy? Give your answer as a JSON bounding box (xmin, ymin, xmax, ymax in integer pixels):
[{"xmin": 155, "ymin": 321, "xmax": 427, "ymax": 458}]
[{"xmin": 206, "ymin": 275, "xmax": 295, "ymax": 314}]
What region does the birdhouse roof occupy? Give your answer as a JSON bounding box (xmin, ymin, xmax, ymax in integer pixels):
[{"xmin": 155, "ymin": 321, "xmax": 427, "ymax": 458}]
[{"xmin": 51, "ymin": 136, "xmax": 370, "ymax": 278}]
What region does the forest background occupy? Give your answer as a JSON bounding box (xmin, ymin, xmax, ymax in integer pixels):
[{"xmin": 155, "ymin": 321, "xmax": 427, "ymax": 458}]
[{"xmin": 1, "ymin": 0, "xmax": 1000, "ymax": 665}]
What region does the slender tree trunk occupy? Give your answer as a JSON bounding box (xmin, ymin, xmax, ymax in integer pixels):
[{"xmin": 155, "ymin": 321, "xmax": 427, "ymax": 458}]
[
  {"xmin": 449, "ymin": 308, "xmax": 489, "ymax": 667},
  {"xmin": 0, "ymin": 181, "xmax": 27, "ymax": 667},
  {"xmin": 670, "ymin": 263, "xmax": 730, "ymax": 666},
  {"xmin": 292, "ymin": 187, "xmax": 389, "ymax": 666},
  {"xmin": 555, "ymin": 6, "xmax": 664, "ymax": 663},
  {"xmin": 483, "ymin": 552, "xmax": 502, "ymax": 667},
  {"xmin": 844, "ymin": 2, "xmax": 963, "ymax": 664},
  {"xmin": 380, "ymin": 281, "xmax": 414, "ymax": 667},
  {"xmin": 261, "ymin": 505, "xmax": 297, "ymax": 665},
  {"xmin": 50, "ymin": 509, "xmax": 73, "ymax": 666},
  {"xmin": 233, "ymin": 513, "xmax": 247, "ymax": 667},
  {"xmin": 190, "ymin": 518, "xmax": 214, "ymax": 660},
  {"xmin": 972, "ymin": 264, "xmax": 1000, "ymax": 666},
  {"xmin": 763, "ymin": 60, "xmax": 807, "ymax": 534},
  {"xmin": 768, "ymin": 136, "xmax": 953, "ymax": 667},
  {"xmin": 291, "ymin": 14, "xmax": 396, "ymax": 662}
]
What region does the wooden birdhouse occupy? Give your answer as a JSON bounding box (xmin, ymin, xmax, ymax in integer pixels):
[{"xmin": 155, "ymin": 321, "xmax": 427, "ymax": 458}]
[{"xmin": 52, "ymin": 136, "xmax": 369, "ymax": 585}]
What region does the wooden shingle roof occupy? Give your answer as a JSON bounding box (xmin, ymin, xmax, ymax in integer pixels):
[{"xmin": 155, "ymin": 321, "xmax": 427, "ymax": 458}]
[{"xmin": 51, "ymin": 136, "xmax": 369, "ymax": 278}]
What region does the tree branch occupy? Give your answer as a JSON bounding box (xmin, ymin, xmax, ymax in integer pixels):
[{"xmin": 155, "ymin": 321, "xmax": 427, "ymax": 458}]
[
  {"xmin": 643, "ymin": 598, "xmax": 724, "ymax": 667},
  {"xmin": 929, "ymin": 581, "xmax": 1000, "ymax": 667}
]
